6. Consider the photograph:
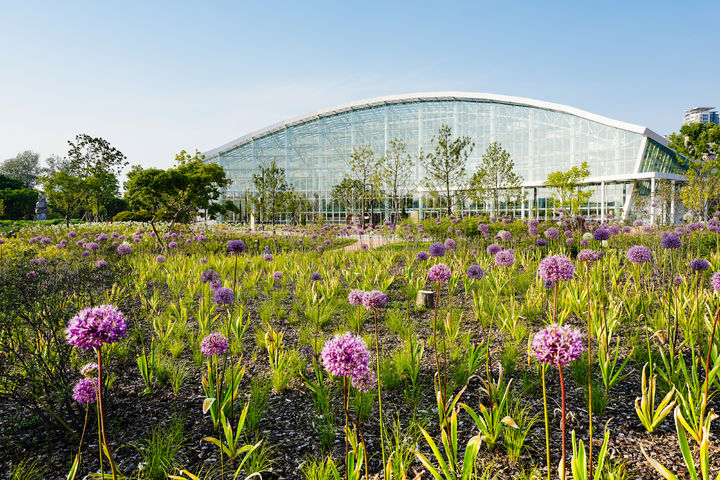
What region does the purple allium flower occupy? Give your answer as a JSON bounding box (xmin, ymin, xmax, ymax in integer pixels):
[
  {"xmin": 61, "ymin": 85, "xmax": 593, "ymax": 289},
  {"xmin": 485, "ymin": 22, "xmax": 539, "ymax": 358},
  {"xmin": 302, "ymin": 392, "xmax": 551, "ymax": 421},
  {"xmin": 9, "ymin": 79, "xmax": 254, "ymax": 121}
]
[
  {"xmin": 608, "ymin": 225, "xmax": 620, "ymax": 235},
  {"xmin": 535, "ymin": 239, "xmax": 548, "ymax": 247},
  {"xmin": 200, "ymin": 333, "xmax": 229, "ymax": 355},
  {"xmin": 155, "ymin": 255, "xmax": 166, "ymax": 263},
  {"xmin": 564, "ymin": 230, "xmax": 573, "ymax": 238},
  {"xmin": 497, "ymin": 230, "xmax": 512, "ymax": 241},
  {"xmin": 201, "ymin": 269, "xmax": 220, "ymax": 284},
  {"xmin": 593, "ymin": 229, "xmax": 610, "ymax": 241},
  {"xmin": 444, "ymin": 238, "xmax": 457, "ymax": 250},
  {"xmin": 428, "ymin": 242, "xmax": 446, "ymax": 258},
  {"xmin": 80, "ymin": 363, "xmax": 99, "ymax": 376},
  {"xmin": 487, "ymin": 244, "xmax": 502, "ymax": 256},
  {"xmin": 622, "ymin": 226, "xmax": 632, "ymax": 234},
  {"xmin": 168, "ymin": 241, "xmax": 178, "ymax": 249},
  {"xmin": 86, "ymin": 242, "xmax": 99, "ymax": 251},
  {"xmin": 428, "ymin": 263, "xmax": 452, "ymax": 283},
  {"xmin": 263, "ymin": 253, "xmax": 273, "ymax": 261},
  {"xmin": 466, "ymin": 265, "xmax": 484, "ymax": 280},
  {"xmin": 351, "ymin": 366, "xmax": 377, "ymax": 392},
  {"xmin": 320, "ymin": 333, "xmax": 370, "ymax": 377},
  {"xmin": 209, "ymin": 280, "xmax": 222, "ymax": 291},
  {"xmin": 633, "ymin": 220, "xmax": 643, "ymax": 227},
  {"xmin": 68, "ymin": 231, "xmax": 77, "ymax": 238},
  {"xmin": 117, "ymin": 243, "xmax": 132, "ymax": 255},
  {"xmin": 690, "ymin": 258, "xmax": 710, "ymax": 272},
  {"xmin": 577, "ymin": 249, "xmax": 599, "ymax": 263},
  {"xmin": 626, "ymin": 245, "xmax": 651, "ymax": 264},
  {"xmin": 661, "ymin": 234, "xmax": 682, "ymax": 249},
  {"xmin": 226, "ymin": 240, "xmax": 247, "ymax": 255},
  {"xmin": 213, "ymin": 287, "xmax": 235, "ymax": 305},
  {"xmin": 200, "ymin": 258, "xmax": 208, "ymax": 264},
  {"xmin": 362, "ymin": 290, "xmax": 387, "ymax": 310},
  {"xmin": 529, "ymin": 323, "xmax": 585, "ymax": 366},
  {"xmin": 580, "ymin": 239, "xmax": 589, "ymax": 247},
  {"xmin": 416, "ymin": 251, "xmax": 429, "ymax": 262},
  {"xmin": 72, "ymin": 378, "xmax": 98, "ymax": 404},
  {"xmin": 495, "ymin": 249, "xmax": 515, "ymax": 268},
  {"xmin": 348, "ymin": 289, "xmax": 365, "ymax": 307},
  {"xmin": 544, "ymin": 227, "xmax": 559, "ymax": 240},
  {"xmin": 81, "ymin": 250, "xmax": 91, "ymax": 258},
  {"xmin": 565, "ymin": 238, "xmax": 574, "ymax": 245},
  {"xmin": 272, "ymin": 271, "xmax": 283, "ymax": 281},
  {"xmin": 538, "ymin": 255, "xmax": 575, "ymax": 282},
  {"xmin": 95, "ymin": 260, "xmax": 108, "ymax": 268},
  {"xmin": 310, "ymin": 272, "xmax": 322, "ymax": 282},
  {"xmin": 66, "ymin": 305, "xmax": 127, "ymax": 351},
  {"xmin": 26, "ymin": 270, "xmax": 37, "ymax": 278},
  {"xmin": 711, "ymin": 272, "xmax": 720, "ymax": 292}
]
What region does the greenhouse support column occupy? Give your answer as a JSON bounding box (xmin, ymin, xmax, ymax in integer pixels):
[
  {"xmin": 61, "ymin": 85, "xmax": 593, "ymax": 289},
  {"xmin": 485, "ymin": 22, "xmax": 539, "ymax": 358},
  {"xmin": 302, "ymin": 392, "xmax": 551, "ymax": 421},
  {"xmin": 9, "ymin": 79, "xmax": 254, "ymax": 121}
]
[
  {"xmin": 600, "ymin": 181, "xmax": 605, "ymax": 222},
  {"xmin": 650, "ymin": 177, "xmax": 656, "ymax": 225},
  {"xmin": 521, "ymin": 186, "xmax": 526, "ymax": 219},
  {"xmin": 670, "ymin": 181, "xmax": 676, "ymax": 224}
]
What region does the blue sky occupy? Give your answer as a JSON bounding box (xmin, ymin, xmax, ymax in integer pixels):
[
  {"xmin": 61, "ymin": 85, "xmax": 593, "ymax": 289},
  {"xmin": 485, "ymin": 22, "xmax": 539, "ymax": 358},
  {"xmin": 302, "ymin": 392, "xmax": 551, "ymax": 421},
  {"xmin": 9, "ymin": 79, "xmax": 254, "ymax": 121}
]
[{"xmin": 0, "ymin": 1, "xmax": 717, "ymax": 170}]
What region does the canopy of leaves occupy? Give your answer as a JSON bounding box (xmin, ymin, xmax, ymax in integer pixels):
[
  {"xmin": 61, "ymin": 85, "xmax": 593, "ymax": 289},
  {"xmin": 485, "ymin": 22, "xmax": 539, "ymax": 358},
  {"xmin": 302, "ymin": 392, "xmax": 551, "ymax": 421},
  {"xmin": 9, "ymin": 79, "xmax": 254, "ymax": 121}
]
[
  {"xmin": 470, "ymin": 142, "xmax": 522, "ymax": 215},
  {"xmin": 0, "ymin": 151, "xmax": 46, "ymax": 188},
  {"xmin": 544, "ymin": 161, "xmax": 593, "ymax": 214}
]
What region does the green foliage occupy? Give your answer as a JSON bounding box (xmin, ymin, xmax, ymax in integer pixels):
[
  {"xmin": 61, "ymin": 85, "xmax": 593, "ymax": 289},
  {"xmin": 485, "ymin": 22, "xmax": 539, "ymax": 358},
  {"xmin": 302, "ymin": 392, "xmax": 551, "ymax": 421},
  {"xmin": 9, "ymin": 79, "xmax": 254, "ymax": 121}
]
[
  {"xmin": 10, "ymin": 457, "xmax": 50, "ymax": 480},
  {"xmin": 544, "ymin": 161, "xmax": 594, "ymax": 214},
  {"xmin": 246, "ymin": 376, "xmax": 271, "ymax": 432},
  {"xmin": 0, "ymin": 151, "xmax": 45, "ymax": 188},
  {"xmin": 0, "ymin": 187, "xmax": 37, "ymax": 220},
  {"xmin": 635, "ymin": 363, "xmax": 676, "ymax": 432},
  {"xmin": 469, "ymin": 142, "xmax": 523, "ymax": 216},
  {"xmin": 136, "ymin": 416, "xmax": 185, "ymax": 480},
  {"xmin": 503, "ymin": 398, "xmax": 539, "ymax": 462},
  {"xmin": 570, "ymin": 427, "xmax": 612, "ymax": 480},
  {"xmin": 380, "ymin": 137, "xmax": 415, "ymax": 223},
  {"xmin": 251, "ymin": 159, "xmax": 290, "ymax": 225}
]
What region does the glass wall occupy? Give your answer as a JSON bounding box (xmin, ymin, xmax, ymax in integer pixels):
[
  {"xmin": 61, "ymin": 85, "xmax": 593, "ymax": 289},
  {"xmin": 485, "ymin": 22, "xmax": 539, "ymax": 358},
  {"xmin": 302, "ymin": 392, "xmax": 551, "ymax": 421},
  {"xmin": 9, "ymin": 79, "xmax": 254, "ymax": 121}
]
[{"xmin": 209, "ymin": 98, "xmax": 680, "ymax": 222}]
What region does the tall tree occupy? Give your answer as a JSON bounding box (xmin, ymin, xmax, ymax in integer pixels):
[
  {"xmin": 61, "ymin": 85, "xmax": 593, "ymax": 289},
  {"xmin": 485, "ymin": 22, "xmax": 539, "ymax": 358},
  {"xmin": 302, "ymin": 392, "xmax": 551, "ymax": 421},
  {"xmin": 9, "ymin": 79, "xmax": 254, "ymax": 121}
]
[
  {"xmin": 348, "ymin": 145, "xmax": 381, "ymax": 226},
  {"xmin": 251, "ymin": 159, "xmax": 290, "ymax": 227},
  {"xmin": 469, "ymin": 142, "xmax": 522, "ymax": 217},
  {"xmin": 331, "ymin": 177, "xmax": 363, "ymax": 218},
  {"xmin": 544, "ymin": 161, "xmax": 594, "ymax": 214},
  {"xmin": 40, "ymin": 171, "xmax": 87, "ymax": 226},
  {"xmin": 668, "ymin": 122, "xmax": 720, "ymax": 219},
  {"xmin": 284, "ymin": 190, "xmax": 312, "ymax": 225},
  {"xmin": 125, "ymin": 150, "xmax": 231, "ymax": 244},
  {"xmin": 380, "ymin": 138, "xmax": 414, "ymax": 224},
  {"xmin": 0, "ymin": 151, "xmax": 45, "ymax": 188},
  {"xmin": 420, "ymin": 124, "xmax": 474, "ymax": 216},
  {"xmin": 66, "ymin": 134, "xmax": 127, "ymax": 221}
]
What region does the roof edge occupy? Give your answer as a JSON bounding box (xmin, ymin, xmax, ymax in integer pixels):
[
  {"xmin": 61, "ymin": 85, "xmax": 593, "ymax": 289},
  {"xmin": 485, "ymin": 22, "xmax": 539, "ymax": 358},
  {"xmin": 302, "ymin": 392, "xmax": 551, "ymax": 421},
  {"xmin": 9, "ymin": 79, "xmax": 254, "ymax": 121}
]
[{"xmin": 204, "ymin": 91, "xmax": 670, "ymax": 158}]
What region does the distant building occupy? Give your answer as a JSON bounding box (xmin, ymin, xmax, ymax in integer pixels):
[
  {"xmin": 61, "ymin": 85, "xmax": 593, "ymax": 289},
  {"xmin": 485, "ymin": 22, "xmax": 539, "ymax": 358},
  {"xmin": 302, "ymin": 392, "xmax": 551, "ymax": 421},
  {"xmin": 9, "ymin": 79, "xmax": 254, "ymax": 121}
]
[{"xmin": 683, "ymin": 107, "xmax": 719, "ymax": 125}]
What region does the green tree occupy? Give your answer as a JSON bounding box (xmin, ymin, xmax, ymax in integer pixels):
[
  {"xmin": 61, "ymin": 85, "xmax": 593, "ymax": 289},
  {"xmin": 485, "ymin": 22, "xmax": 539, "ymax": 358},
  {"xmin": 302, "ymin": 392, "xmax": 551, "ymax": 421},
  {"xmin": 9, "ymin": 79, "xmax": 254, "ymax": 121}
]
[
  {"xmin": 420, "ymin": 124, "xmax": 474, "ymax": 216},
  {"xmin": 469, "ymin": 142, "xmax": 522, "ymax": 216},
  {"xmin": 284, "ymin": 190, "xmax": 312, "ymax": 225},
  {"xmin": 251, "ymin": 159, "xmax": 289, "ymax": 227},
  {"xmin": 125, "ymin": 150, "xmax": 231, "ymax": 245},
  {"xmin": 66, "ymin": 134, "xmax": 127, "ymax": 221},
  {"xmin": 331, "ymin": 177, "xmax": 363, "ymax": 219},
  {"xmin": 0, "ymin": 188, "xmax": 37, "ymax": 220},
  {"xmin": 668, "ymin": 122, "xmax": 720, "ymax": 219},
  {"xmin": 544, "ymin": 161, "xmax": 594, "ymax": 214},
  {"xmin": 380, "ymin": 138, "xmax": 414, "ymax": 224},
  {"xmin": 348, "ymin": 145, "xmax": 381, "ymax": 226},
  {"xmin": 40, "ymin": 171, "xmax": 87, "ymax": 226},
  {"xmin": 0, "ymin": 151, "xmax": 46, "ymax": 188}
]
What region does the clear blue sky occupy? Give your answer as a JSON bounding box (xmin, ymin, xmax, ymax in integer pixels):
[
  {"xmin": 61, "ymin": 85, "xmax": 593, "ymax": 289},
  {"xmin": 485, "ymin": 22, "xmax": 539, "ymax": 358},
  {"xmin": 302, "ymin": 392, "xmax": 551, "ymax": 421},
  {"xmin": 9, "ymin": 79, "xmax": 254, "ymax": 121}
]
[{"xmin": 1, "ymin": 0, "xmax": 717, "ymax": 170}]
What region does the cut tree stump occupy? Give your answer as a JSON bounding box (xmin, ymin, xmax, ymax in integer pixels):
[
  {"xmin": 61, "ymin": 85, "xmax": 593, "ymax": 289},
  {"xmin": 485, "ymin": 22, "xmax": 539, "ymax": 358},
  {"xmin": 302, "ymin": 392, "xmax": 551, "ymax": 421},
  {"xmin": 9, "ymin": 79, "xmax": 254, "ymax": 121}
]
[{"xmin": 416, "ymin": 290, "xmax": 434, "ymax": 308}]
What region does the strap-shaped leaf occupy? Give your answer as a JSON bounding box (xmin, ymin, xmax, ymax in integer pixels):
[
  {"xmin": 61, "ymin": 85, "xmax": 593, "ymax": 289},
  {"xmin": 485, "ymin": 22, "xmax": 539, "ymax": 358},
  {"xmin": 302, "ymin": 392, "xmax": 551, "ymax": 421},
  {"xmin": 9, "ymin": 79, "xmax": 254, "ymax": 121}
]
[{"xmin": 202, "ymin": 397, "xmax": 215, "ymax": 414}]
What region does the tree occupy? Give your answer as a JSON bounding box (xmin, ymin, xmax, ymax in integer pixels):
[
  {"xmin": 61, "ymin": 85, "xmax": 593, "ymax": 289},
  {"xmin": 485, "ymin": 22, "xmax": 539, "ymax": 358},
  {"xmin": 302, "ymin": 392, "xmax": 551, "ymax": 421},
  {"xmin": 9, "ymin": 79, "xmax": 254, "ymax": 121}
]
[
  {"xmin": 66, "ymin": 134, "xmax": 127, "ymax": 221},
  {"xmin": 0, "ymin": 151, "xmax": 45, "ymax": 188},
  {"xmin": 668, "ymin": 122, "xmax": 720, "ymax": 219},
  {"xmin": 380, "ymin": 138, "xmax": 414, "ymax": 224},
  {"xmin": 124, "ymin": 150, "xmax": 231, "ymax": 244},
  {"xmin": 420, "ymin": 125, "xmax": 474, "ymax": 216},
  {"xmin": 41, "ymin": 171, "xmax": 87, "ymax": 226},
  {"xmin": 284, "ymin": 190, "xmax": 312, "ymax": 225},
  {"xmin": 251, "ymin": 159, "xmax": 289, "ymax": 227},
  {"xmin": 331, "ymin": 177, "xmax": 363, "ymax": 219},
  {"xmin": 348, "ymin": 145, "xmax": 381, "ymax": 226},
  {"xmin": 469, "ymin": 142, "xmax": 522, "ymax": 217},
  {"xmin": 544, "ymin": 161, "xmax": 594, "ymax": 214}
]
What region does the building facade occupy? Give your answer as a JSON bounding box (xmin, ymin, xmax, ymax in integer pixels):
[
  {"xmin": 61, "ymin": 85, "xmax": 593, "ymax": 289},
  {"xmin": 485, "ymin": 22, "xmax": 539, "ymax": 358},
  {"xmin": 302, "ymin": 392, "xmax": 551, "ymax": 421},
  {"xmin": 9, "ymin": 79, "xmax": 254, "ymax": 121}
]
[
  {"xmin": 684, "ymin": 107, "xmax": 719, "ymax": 125},
  {"xmin": 204, "ymin": 92, "xmax": 686, "ymax": 223}
]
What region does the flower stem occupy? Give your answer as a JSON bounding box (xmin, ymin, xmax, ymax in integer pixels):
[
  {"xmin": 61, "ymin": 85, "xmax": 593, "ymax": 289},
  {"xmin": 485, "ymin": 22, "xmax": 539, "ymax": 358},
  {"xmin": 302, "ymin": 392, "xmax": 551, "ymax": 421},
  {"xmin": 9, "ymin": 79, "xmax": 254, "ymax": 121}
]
[
  {"xmin": 374, "ymin": 309, "xmax": 386, "ymax": 469},
  {"xmin": 96, "ymin": 348, "xmax": 118, "ymax": 480},
  {"xmin": 700, "ymin": 307, "xmax": 720, "ymax": 429},
  {"xmin": 586, "ymin": 263, "xmax": 593, "ymax": 480},
  {"xmin": 541, "ymin": 365, "xmax": 550, "ymax": 480},
  {"xmin": 559, "ymin": 365, "xmax": 567, "ymax": 480}
]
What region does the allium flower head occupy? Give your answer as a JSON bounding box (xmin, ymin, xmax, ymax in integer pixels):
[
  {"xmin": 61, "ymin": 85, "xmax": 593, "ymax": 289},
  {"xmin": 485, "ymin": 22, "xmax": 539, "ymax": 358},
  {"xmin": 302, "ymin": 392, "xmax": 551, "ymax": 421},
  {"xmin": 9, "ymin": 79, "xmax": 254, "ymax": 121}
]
[
  {"xmin": 466, "ymin": 265, "xmax": 484, "ymax": 280},
  {"xmin": 348, "ymin": 289, "xmax": 365, "ymax": 306},
  {"xmin": 416, "ymin": 251, "xmax": 429, "ymax": 261},
  {"xmin": 272, "ymin": 271, "xmax": 283, "ymax": 281},
  {"xmin": 582, "ymin": 232, "xmax": 593, "ymax": 241},
  {"xmin": 593, "ymin": 229, "xmax": 610, "ymax": 241},
  {"xmin": 497, "ymin": 230, "xmax": 512, "ymax": 241},
  {"xmin": 155, "ymin": 255, "xmax": 166, "ymax": 263},
  {"xmin": 200, "ymin": 333, "xmax": 229, "ymax": 355},
  {"xmin": 213, "ymin": 287, "xmax": 235, "ymax": 305},
  {"xmin": 428, "ymin": 243, "xmax": 446, "ymax": 258},
  {"xmin": 72, "ymin": 378, "xmax": 98, "ymax": 404},
  {"xmin": 117, "ymin": 243, "xmax": 132, "ymax": 255},
  {"xmin": 535, "ymin": 239, "xmax": 547, "ymax": 247},
  {"xmin": 577, "ymin": 249, "xmax": 599, "ymax": 263},
  {"xmin": 627, "ymin": 245, "xmax": 651, "ymax": 264},
  {"xmin": 690, "ymin": 258, "xmax": 710, "ymax": 272},
  {"xmin": 661, "ymin": 233, "xmax": 682, "ymax": 249},
  {"xmin": 530, "ymin": 323, "xmax": 585, "ymax": 366},
  {"xmin": 310, "ymin": 272, "xmax": 322, "ymax": 282},
  {"xmin": 95, "ymin": 260, "xmax": 108, "ymax": 268},
  {"xmin": 363, "ymin": 290, "xmax": 387, "ymax": 310},
  {"xmin": 66, "ymin": 305, "xmax": 127, "ymax": 351},
  {"xmin": 351, "ymin": 366, "xmax": 377, "ymax": 392},
  {"xmin": 263, "ymin": 253, "xmax": 273, "ymax": 261},
  {"xmin": 444, "ymin": 238, "xmax": 457, "ymax": 250},
  {"xmin": 711, "ymin": 272, "xmax": 720, "ymax": 292},
  {"xmin": 201, "ymin": 269, "xmax": 221, "ymax": 283},
  {"xmin": 428, "ymin": 263, "xmax": 452, "ymax": 283},
  {"xmin": 226, "ymin": 240, "xmax": 247, "ymax": 255},
  {"xmin": 487, "ymin": 244, "xmax": 502, "ymax": 256},
  {"xmin": 80, "ymin": 363, "xmax": 99, "ymax": 376},
  {"xmin": 495, "ymin": 249, "xmax": 515, "ymax": 268},
  {"xmin": 320, "ymin": 333, "xmax": 371, "ymax": 377},
  {"xmin": 544, "ymin": 227, "xmax": 559, "ymax": 240},
  {"xmin": 537, "ymin": 255, "xmax": 575, "ymax": 282}
]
